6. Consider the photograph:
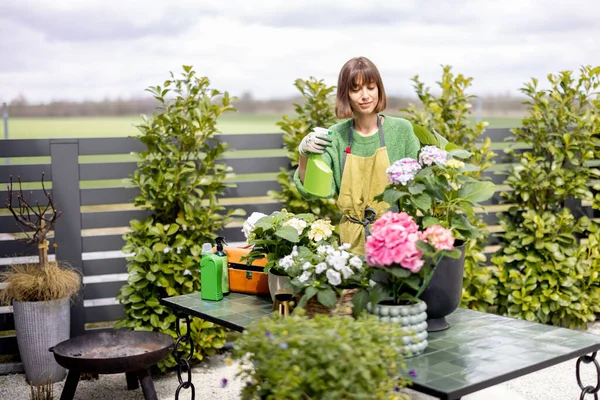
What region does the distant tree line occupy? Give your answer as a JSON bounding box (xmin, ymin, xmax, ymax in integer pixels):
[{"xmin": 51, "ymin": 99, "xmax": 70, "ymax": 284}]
[{"xmin": 3, "ymin": 92, "xmax": 527, "ymax": 117}]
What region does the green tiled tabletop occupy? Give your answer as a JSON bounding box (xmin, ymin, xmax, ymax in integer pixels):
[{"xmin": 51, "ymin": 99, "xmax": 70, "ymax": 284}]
[{"xmin": 161, "ymin": 292, "xmax": 600, "ymax": 400}]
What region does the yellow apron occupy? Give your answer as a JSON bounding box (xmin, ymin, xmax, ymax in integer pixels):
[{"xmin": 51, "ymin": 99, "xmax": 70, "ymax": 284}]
[{"xmin": 337, "ymin": 116, "xmax": 390, "ymax": 255}]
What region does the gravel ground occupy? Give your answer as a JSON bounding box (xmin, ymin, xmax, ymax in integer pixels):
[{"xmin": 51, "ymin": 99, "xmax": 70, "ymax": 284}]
[{"xmin": 2, "ymin": 324, "xmax": 600, "ymax": 399}]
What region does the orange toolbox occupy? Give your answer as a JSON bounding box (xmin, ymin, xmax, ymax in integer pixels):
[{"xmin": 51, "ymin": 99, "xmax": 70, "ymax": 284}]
[{"xmin": 225, "ymin": 246, "xmax": 270, "ymax": 296}]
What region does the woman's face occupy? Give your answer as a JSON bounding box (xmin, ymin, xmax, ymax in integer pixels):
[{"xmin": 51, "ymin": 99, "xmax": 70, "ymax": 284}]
[{"xmin": 348, "ymin": 80, "xmax": 378, "ymax": 116}]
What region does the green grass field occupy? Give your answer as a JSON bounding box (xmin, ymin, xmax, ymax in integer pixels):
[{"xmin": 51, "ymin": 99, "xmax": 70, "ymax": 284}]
[{"xmin": 3, "ymin": 114, "xmax": 523, "ymax": 139}]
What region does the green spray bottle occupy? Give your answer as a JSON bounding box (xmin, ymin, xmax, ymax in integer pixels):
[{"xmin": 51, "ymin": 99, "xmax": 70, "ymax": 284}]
[
  {"xmin": 215, "ymin": 236, "xmax": 229, "ymax": 295},
  {"xmin": 303, "ymin": 127, "xmax": 333, "ymax": 198},
  {"xmin": 200, "ymin": 242, "xmax": 223, "ymax": 301}
]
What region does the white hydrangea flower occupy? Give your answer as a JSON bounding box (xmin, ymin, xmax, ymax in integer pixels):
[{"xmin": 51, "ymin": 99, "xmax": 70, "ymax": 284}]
[
  {"xmin": 279, "ymin": 255, "xmax": 294, "ymax": 270},
  {"xmin": 340, "ymin": 266, "xmax": 354, "ymax": 280},
  {"xmin": 326, "ymin": 269, "xmax": 342, "ymax": 286},
  {"xmin": 291, "ymin": 245, "xmax": 299, "ymax": 257},
  {"xmin": 326, "ymin": 252, "xmax": 347, "ymax": 271},
  {"xmin": 302, "ymin": 262, "xmax": 312, "ymax": 270},
  {"xmin": 315, "ymin": 262, "xmax": 328, "ymax": 274},
  {"xmin": 369, "ymin": 279, "xmax": 376, "ymax": 287},
  {"xmin": 339, "ymin": 243, "xmax": 351, "ymax": 250},
  {"xmin": 308, "ymin": 219, "xmax": 334, "ymax": 242},
  {"xmin": 242, "ymin": 212, "xmax": 267, "ymax": 239},
  {"xmin": 349, "ymin": 256, "xmax": 363, "ymax": 269},
  {"xmin": 317, "ymin": 245, "xmax": 328, "ymax": 254},
  {"xmin": 163, "ymin": 247, "xmax": 171, "ymax": 254},
  {"xmin": 284, "ymin": 218, "xmax": 307, "ymax": 235},
  {"xmin": 298, "ymin": 271, "xmax": 312, "ymax": 283}
]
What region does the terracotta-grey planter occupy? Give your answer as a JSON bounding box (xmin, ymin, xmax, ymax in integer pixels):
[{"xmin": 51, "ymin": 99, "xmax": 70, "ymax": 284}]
[{"xmin": 13, "ymin": 297, "xmax": 70, "ymax": 384}]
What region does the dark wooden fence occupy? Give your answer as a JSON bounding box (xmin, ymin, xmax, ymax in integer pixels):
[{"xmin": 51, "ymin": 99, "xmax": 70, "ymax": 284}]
[{"xmin": 0, "ymin": 128, "xmax": 596, "ymax": 355}]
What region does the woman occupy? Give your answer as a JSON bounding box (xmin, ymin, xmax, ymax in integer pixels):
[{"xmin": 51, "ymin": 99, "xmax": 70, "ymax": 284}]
[{"xmin": 294, "ymin": 56, "xmax": 422, "ymax": 255}]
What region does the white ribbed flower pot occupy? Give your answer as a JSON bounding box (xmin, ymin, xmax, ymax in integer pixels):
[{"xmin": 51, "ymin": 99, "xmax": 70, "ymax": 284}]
[{"xmin": 13, "ymin": 297, "xmax": 71, "ymax": 384}]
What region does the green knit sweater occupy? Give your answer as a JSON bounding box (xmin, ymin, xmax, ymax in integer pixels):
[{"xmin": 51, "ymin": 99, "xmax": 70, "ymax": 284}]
[{"xmin": 294, "ymin": 114, "xmax": 421, "ymax": 200}]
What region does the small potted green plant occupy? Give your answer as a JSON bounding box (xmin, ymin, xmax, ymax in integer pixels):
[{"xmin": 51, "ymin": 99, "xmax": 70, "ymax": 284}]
[
  {"xmin": 242, "ymin": 209, "xmax": 338, "ymax": 300},
  {"xmin": 232, "ymin": 312, "xmax": 412, "ymax": 400},
  {"xmin": 280, "ymin": 242, "xmax": 372, "ymax": 317}
]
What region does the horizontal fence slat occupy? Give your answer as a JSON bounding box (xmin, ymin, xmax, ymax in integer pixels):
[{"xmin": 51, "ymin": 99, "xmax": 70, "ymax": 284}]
[
  {"xmin": 81, "ymin": 210, "xmax": 151, "ymax": 230},
  {"xmin": 0, "ymin": 336, "xmax": 17, "ymax": 355},
  {"xmin": 0, "ymin": 139, "xmax": 51, "ymax": 158},
  {"xmin": 222, "ymin": 180, "xmax": 281, "ymax": 198},
  {"xmin": 224, "ymin": 202, "xmax": 282, "ymax": 217},
  {"xmin": 78, "ymin": 138, "xmax": 145, "ymax": 155},
  {"xmin": 218, "ymin": 133, "xmax": 283, "ymax": 151},
  {"xmin": 0, "ymin": 240, "xmax": 55, "ymax": 258},
  {"xmin": 0, "ymin": 164, "xmax": 52, "ymax": 183},
  {"xmin": 84, "ymin": 281, "xmax": 124, "ymax": 300},
  {"xmin": 80, "ymin": 187, "xmax": 139, "ymax": 206},
  {"xmin": 82, "ymin": 235, "xmax": 125, "ymax": 253},
  {"xmin": 79, "ymin": 162, "xmax": 137, "ymax": 181},
  {"xmin": 0, "ymin": 314, "xmax": 15, "ymax": 332},
  {"xmin": 482, "ymin": 128, "xmax": 514, "ymax": 143},
  {"xmin": 85, "ymin": 304, "xmax": 124, "ymax": 324},
  {"xmin": 0, "ymin": 189, "xmax": 54, "ymax": 212},
  {"xmin": 83, "ymin": 258, "xmax": 127, "ymax": 276},
  {"xmin": 227, "ymin": 157, "xmax": 289, "ymax": 174}
]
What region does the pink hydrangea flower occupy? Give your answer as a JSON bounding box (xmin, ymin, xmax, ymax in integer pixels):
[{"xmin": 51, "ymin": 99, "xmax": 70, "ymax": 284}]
[
  {"xmin": 365, "ymin": 211, "xmax": 424, "ymax": 272},
  {"xmin": 418, "ymin": 146, "xmax": 448, "ymax": 166},
  {"xmin": 422, "ymin": 225, "xmax": 455, "ymax": 251},
  {"xmin": 386, "ymin": 158, "xmax": 421, "ymax": 185}
]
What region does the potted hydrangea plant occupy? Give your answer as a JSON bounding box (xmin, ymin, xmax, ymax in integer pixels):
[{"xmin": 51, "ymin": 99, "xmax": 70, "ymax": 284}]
[
  {"xmin": 279, "ymin": 242, "xmax": 372, "ymax": 317},
  {"xmin": 365, "ymin": 211, "xmax": 459, "ymax": 355},
  {"xmin": 242, "ymin": 209, "xmax": 337, "ymax": 300},
  {"xmin": 374, "ymin": 145, "xmax": 496, "ymax": 331}
]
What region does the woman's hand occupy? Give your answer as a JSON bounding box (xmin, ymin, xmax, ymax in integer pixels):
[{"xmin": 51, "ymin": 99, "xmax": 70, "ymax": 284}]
[{"xmin": 298, "ymin": 129, "xmax": 332, "ymax": 156}]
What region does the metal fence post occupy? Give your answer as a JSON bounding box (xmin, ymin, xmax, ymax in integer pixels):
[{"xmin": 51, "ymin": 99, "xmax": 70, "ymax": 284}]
[
  {"xmin": 50, "ymin": 139, "xmax": 85, "ymax": 337},
  {"xmin": 2, "ymin": 102, "xmax": 8, "ymax": 165}
]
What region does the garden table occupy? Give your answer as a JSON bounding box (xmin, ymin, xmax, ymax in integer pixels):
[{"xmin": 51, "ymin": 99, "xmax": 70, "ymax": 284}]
[{"xmin": 161, "ymin": 292, "xmax": 600, "ymax": 400}]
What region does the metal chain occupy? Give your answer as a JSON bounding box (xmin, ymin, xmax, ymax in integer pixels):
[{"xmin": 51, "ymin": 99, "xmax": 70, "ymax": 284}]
[
  {"xmin": 577, "ymin": 352, "xmax": 600, "ymax": 400},
  {"xmin": 174, "ymin": 314, "xmax": 195, "ymax": 400}
]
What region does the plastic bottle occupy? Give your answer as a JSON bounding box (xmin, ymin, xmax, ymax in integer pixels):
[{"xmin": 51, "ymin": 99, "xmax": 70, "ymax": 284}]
[
  {"xmin": 200, "ymin": 242, "xmax": 223, "ymax": 301},
  {"xmin": 304, "ymin": 127, "xmax": 334, "ymax": 197},
  {"xmin": 215, "ymin": 236, "xmax": 229, "ymax": 295}
]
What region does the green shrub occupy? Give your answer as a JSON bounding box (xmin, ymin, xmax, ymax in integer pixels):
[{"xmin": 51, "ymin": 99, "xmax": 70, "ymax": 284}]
[
  {"xmin": 268, "ymin": 78, "xmax": 341, "ymax": 224},
  {"xmin": 401, "ymin": 65, "xmax": 497, "ymax": 311},
  {"xmin": 494, "ymin": 66, "xmax": 600, "ymax": 328},
  {"xmin": 115, "ymin": 65, "xmax": 243, "ymax": 370},
  {"xmin": 232, "ymin": 312, "xmax": 411, "ymax": 400}
]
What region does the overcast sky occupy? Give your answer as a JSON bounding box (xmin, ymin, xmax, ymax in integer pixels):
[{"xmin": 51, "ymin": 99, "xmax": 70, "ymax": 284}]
[{"xmin": 1, "ymin": 0, "xmax": 599, "ymax": 104}]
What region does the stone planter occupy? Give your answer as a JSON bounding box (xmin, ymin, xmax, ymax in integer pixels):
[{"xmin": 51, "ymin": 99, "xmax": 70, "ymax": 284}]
[
  {"xmin": 367, "ymin": 300, "xmax": 428, "ymax": 357},
  {"xmin": 267, "ymin": 270, "xmax": 291, "ymax": 302},
  {"xmin": 420, "ymin": 241, "xmax": 466, "ymax": 332},
  {"xmin": 13, "ymin": 297, "xmax": 71, "ymax": 384}
]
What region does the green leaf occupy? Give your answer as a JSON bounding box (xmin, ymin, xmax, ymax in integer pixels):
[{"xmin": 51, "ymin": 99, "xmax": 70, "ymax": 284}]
[
  {"xmin": 412, "ymin": 193, "xmax": 432, "ymax": 210},
  {"xmin": 408, "ymin": 183, "xmax": 426, "ymax": 195},
  {"xmin": 386, "ymin": 267, "xmax": 411, "ymax": 278},
  {"xmin": 166, "ymin": 224, "xmax": 179, "ymax": 236},
  {"xmin": 382, "ymin": 189, "xmax": 407, "ymax": 205},
  {"xmin": 146, "ymin": 297, "xmax": 160, "ymax": 308},
  {"xmin": 153, "ymin": 243, "xmax": 168, "ymax": 252},
  {"xmin": 458, "ymin": 182, "xmax": 497, "ymax": 203},
  {"xmin": 317, "ymin": 288, "xmax": 337, "ymax": 308},
  {"xmin": 274, "ymin": 225, "xmax": 300, "ymax": 243},
  {"xmin": 351, "ymin": 289, "xmax": 369, "ymax": 315},
  {"xmin": 449, "ymin": 149, "xmax": 472, "ymax": 159},
  {"xmin": 422, "ymin": 216, "xmax": 441, "ymax": 228}
]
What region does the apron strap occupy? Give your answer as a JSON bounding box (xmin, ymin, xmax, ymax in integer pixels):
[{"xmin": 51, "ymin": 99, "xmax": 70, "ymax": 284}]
[
  {"xmin": 342, "ymin": 116, "xmax": 386, "ymax": 238},
  {"xmin": 346, "ymin": 207, "xmax": 378, "ymax": 237}
]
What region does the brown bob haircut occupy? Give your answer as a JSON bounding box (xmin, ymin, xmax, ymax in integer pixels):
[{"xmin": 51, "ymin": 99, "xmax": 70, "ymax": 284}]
[{"xmin": 335, "ymin": 56, "xmax": 387, "ymax": 119}]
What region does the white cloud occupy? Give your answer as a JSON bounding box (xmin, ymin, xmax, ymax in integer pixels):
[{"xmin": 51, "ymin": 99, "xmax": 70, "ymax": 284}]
[{"xmin": 1, "ymin": 0, "xmax": 599, "ymax": 103}]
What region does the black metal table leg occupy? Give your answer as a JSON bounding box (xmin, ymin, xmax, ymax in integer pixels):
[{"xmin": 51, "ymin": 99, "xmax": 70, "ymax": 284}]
[
  {"xmin": 174, "ymin": 314, "xmax": 195, "ymax": 400},
  {"xmin": 60, "ymin": 370, "xmax": 81, "ymax": 400},
  {"xmin": 126, "ymin": 371, "xmax": 140, "ymax": 390},
  {"xmin": 577, "ymin": 351, "xmax": 600, "ymax": 399},
  {"xmin": 137, "ymin": 368, "xmax": 158, "ymax": 400}
]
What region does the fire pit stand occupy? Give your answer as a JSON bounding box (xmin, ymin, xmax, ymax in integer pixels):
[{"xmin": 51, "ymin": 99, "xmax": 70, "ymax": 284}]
[{"xmin": 49, "ymin": 330, "xmax": 174, "ymax": 400}]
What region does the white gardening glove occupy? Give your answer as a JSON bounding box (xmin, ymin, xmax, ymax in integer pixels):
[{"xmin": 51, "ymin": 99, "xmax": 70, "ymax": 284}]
[{"xmin": 298, "ymin": 128, "xmax": 332, "ymax": 156}]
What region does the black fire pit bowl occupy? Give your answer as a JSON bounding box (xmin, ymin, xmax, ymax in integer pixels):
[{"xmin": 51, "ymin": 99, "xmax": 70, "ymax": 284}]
[{"xmin": 50, "ymin": 330, "xmax": 174, "ymax": 375}]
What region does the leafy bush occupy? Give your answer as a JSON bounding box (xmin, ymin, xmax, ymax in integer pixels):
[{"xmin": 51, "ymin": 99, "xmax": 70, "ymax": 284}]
[
  {"xmin": 493, "ymin": 66, "xmax": 600, "ymax": 328},
  {"xmin": 401, "ymin": 66, "xmax": 497, "ymax": 311},
  {"xmin": 492, "ymin": 209, "xmax": 600, "ymax": 329},
  {"xmin": 115, "ymin": 66, "xmax": 243, "ymax": 370},
  {"xmin": 232, "ymin": 312, "xmax": 411, "ymax": 400},
  {"xmin": 268, "ymin": 78, "xmax": 341, "ymax": 223}
]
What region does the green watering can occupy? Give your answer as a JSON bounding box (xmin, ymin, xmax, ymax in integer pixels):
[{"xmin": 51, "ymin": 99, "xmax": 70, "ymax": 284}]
[{"xmin": 304, "ymin": 127, "xmax": 333, "ymax": 198}]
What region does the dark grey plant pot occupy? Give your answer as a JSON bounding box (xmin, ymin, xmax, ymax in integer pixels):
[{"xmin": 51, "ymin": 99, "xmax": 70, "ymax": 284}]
[{"xmin": 419, "ymin": 241, "xmax": 466, "ymax": 332}]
